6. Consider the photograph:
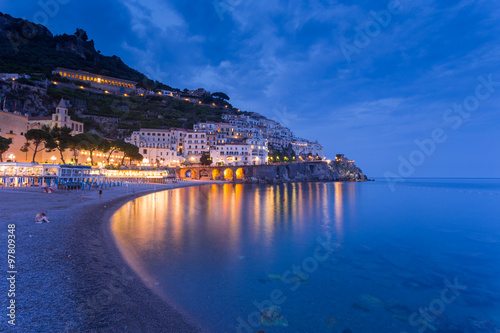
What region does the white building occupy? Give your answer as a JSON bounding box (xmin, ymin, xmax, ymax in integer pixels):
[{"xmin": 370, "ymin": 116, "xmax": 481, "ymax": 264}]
[
  {"xmin": 291, "ymin": 139, "xmax": 324, "ymax": 159},
  {"xmin": 125, "ymin": 128, "xmax": 184, "ymax": 166},
  {"xmin": 210, "ymin": 138, "xmax": 268, "ymax": 166}
]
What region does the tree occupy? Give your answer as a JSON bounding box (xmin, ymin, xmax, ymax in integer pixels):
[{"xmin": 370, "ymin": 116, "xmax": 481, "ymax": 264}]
[
  {"xmin": 211, "ymin": 92, "xmax": 230, "ymax": 101},
  {"xmin": 120, "ymin": 142, "xmax": 142, "ymax": 165},
  {"xmin": 98, "ymin": 138, "xmax": 111, "ymax": 158},
  {"xmin": 45, "ymin": 126, "xmax": 73, "ymax": 164},
  {"xmin": 75, "ymin": 132, "xmax": 104, "ymax": 165},
  {"xmin": 200, "ymin": 152, "xmax": 213, "ymax": 166},
  {"xmin": 23, "ymin": 126, "xmax": 51, "ymax": 163},
  {"xmin": 68, "ymin": 134, "xmax": 84, "ymax": 164},
  {"xmin": 0, "ymin": 136, "xmax": 12, "ymax": 162},
  {"xmin": 105, "ymin": 139, "xmax": 127, "ymax": 164}
]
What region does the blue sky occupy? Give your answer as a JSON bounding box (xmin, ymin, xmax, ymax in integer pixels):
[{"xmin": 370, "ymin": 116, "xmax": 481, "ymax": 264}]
[{"xmin": 3, "ymin": 0, "xmax": 500, "ymax": 177}]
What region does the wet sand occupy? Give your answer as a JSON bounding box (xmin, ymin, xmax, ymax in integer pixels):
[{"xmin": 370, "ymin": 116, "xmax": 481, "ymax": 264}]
[{"xmin": 0, "ymin": 182, "xmax": 214, "ymax": 332}]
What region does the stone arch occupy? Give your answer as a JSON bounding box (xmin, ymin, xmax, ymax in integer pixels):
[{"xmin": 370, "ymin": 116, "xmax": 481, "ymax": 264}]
[
  {"xmin": 223, "ymin": 168, "xmax": 234, "ymax": 181},
  {"xmin": 184, "ymin": 169, "xmax": 194, "ymax": 178},
  {"xmin": 236, "ymin": 168, "xmax": 245, "ymax": 180},
  {"xmin": 212, "ymin": 169, "xmax": 221, "ymax": 180},
  {"xmin": 199, "ymin": 169, "xmax": 209, "ymax": 179}
]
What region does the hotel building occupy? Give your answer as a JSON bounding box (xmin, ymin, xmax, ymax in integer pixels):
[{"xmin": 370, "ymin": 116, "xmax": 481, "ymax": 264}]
[{"xmin": 52, "ymin": 67, "xmax": 138, "ymax": 94}]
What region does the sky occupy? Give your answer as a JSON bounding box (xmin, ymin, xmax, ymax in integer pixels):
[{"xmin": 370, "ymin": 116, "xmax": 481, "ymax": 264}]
[{"xmin": 2, "ymin": 0, "xmax": 500, "ymax": 177}]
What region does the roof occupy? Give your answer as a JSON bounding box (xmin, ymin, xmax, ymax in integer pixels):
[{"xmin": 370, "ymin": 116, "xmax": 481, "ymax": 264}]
[
  {"xmin": 57, "ymin": 98, "xmax": 67, "ymax": 108},
  {"xmin": 28, "ymin": 116, "xmax": 52, "ymax": 121}
]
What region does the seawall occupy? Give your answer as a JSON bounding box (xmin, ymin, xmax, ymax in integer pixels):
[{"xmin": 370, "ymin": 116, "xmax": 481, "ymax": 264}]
[{"xmin": 178, "ymin": 161, "xmax": 368, "ymax": 183}]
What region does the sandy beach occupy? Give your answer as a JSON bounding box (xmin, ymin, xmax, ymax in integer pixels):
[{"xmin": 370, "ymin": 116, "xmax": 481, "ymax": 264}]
[{"xmin": 0, "ymin": 182, "xmax": 214, "ymax": 332}]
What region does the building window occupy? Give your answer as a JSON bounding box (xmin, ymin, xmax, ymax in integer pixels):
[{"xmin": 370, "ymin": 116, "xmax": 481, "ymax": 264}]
[{"xmin": 143, "ymin": 149, "xmax": 147, "ymax": 154}]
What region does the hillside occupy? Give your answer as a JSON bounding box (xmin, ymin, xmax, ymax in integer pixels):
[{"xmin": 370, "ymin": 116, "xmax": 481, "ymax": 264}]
[
  {"xmin": 0, "ymin": 12, "xmax": 242, "ymax": 138},
  {"xmin": 0, "ymin": 12, "xmax": 144, "ymax": 81}
]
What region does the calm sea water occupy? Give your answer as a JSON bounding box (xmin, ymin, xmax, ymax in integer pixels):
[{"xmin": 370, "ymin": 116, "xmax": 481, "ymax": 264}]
[{"xmin": 111, "ymin": 179, "xmax": 500, "ymax": 333}]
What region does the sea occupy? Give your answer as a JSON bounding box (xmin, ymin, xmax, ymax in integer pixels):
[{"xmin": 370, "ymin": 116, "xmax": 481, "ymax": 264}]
[{"xmin": 111, "ymin": 179, "xmax": 500, "ymax": 333}]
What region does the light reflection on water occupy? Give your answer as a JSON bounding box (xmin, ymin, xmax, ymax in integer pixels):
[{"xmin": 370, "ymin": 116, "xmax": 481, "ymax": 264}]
[{"xmin": 111, "ymin": 180, "xmax": 500, "ymax": 333}]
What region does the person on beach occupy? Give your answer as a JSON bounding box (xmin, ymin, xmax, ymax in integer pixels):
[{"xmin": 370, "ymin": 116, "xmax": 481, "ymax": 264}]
[
  {"xmin": 35, "ymin": 211, "xmax": 50, "ymax": 223},
  {"xmin": 99, "ymin": 189, "xmax": 103, "ymax": 199}
]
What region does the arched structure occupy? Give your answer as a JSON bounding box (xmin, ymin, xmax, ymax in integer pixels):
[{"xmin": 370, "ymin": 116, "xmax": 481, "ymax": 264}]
[
  {"xmin": 199, "ymin": 169, "xmax": 209, "ymax": 179},
  {"xmin": 212, "ymin": 169, "xmax": 221, "ymax": 180},
  {"xmin": 235, "ymin": 168, "xmax": 245, "ymax": 180},
  {"xmin": 223, "ymin": 168, "xmax": 234, "ymax": 181}
]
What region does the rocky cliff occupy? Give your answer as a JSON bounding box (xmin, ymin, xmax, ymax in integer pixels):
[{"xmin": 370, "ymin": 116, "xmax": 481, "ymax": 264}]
[{"xmin": 244, "ymin": 161, "xmax": 368, "ymax": 183}]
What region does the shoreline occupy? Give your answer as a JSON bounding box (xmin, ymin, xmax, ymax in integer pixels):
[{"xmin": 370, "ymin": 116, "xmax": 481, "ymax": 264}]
[
  {"xmin": 71, "ymin": 181, "xmax": 219, "ymax": 332},
  {"xmin": 1, "ymin": 180, "xmax": 360, "ymax": 332},
  {"xmin": 0, "ymin": 182, "xmax": 214, "ymax": 332}
]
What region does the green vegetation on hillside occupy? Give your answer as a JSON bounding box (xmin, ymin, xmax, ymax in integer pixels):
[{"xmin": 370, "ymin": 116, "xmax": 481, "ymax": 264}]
[
  {"xmin": 46, "ymin": 85, "xmax": 231, "ymax": 132},
  {"xmin": 0, "ymin": 12, "xmax": 246, "ymax": 139}
]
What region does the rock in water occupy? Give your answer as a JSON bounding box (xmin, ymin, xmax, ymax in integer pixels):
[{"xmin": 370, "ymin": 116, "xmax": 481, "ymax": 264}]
[{"xmin": 261, "ymin": 306, "xmax": 288, "ymax": 327}]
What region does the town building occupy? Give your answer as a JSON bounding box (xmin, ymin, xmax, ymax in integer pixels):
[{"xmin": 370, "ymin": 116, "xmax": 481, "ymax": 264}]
[
  {"xmin": 52, "ymin": 67, "xmax": 138, "ymax": 94},
  {"xmin": 210, "ymin": 138, "xmax": 268, "ymax": 166},
  {"xmin": 0, "ymin": 99, "xmax": 83, "ymax": 163},
  {"xmin": 28, "ymin": 99, "xmax": 84, "ymax": 135},
  {"xmin": 292, "ymin": 139, "xmax": 324, "ymax": 159},
  {"xmin": 125, "ymin": 128, "xmax": 185, "ymax": 166},
  {"xmin": 0, "ymin": 73, "xmax": 30, "ymax": 81},
  {"xmin": 0, "ymin": 110, "xmax": 29, "ymax": 162}
]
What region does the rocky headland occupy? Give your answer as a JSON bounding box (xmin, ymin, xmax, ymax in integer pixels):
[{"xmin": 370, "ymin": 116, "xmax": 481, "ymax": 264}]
[{"xmin": 242, "ymin": 160, "xmax": 369, "ymax": 184}]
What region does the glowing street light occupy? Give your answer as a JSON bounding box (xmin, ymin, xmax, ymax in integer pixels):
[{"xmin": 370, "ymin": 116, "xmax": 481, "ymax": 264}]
[{"xmin": 50, "ymin": 156, "xmax": 56, "ymax": 163}]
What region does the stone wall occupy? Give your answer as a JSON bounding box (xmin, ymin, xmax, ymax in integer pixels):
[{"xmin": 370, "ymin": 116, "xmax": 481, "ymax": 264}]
[{"xmin": 178, "ymin": 161, "xmax": 368, "ymax": 183}]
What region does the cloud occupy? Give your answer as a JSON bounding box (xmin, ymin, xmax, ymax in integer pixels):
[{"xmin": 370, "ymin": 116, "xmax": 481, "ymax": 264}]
[{"xmin": 118, "ymin": 0, "xmax": 185, "ymax": 37}]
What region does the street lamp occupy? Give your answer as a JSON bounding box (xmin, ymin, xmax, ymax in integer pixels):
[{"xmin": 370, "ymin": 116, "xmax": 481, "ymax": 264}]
[
  {"xmin": 8, "ymin": 154, "xmax": 15, "ymax": 162},
  {"xmin": 50, "ymin": 156, "xmax": 56, "ymax": 164}
]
